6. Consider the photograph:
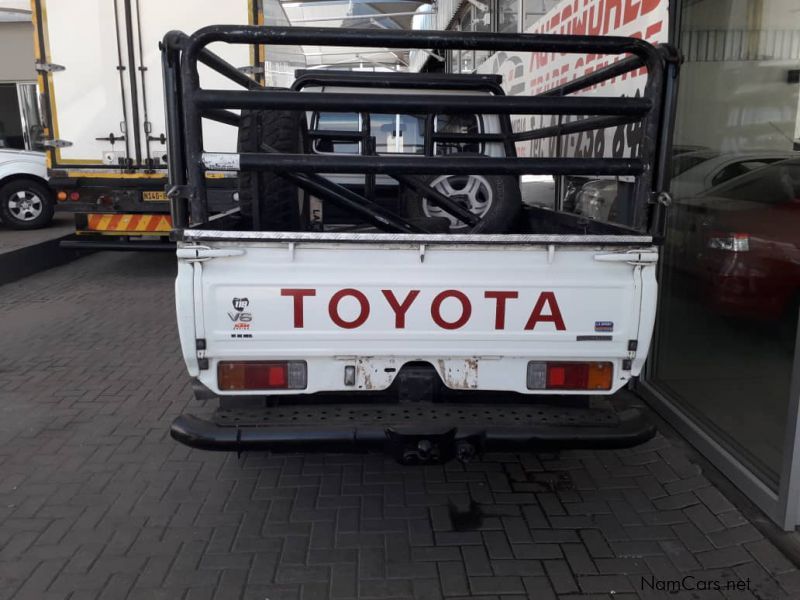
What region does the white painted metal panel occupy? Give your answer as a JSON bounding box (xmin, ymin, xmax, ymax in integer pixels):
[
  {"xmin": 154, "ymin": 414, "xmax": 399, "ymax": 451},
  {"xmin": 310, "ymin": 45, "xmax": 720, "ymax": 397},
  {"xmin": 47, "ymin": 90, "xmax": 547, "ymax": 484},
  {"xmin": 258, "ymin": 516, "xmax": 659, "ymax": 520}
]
[
  {"xmin": 133, "ymin": 0, "xmax": 253, "ymax": 164},
  {"xmin": 43, "ymin": 0, "xmax": 133, "ymax": 163},
  {"xmin": 176, "ymin": 240, "xmax": 658, "ymax": 396}
]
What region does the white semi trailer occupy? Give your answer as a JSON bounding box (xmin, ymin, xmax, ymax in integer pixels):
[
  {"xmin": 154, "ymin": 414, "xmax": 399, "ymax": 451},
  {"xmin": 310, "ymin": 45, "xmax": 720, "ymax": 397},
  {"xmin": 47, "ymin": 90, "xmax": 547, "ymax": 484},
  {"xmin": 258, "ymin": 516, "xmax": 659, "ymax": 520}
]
[{"xmin": 31, "ymin": 0, "xmax": 303, "ymax": 247}]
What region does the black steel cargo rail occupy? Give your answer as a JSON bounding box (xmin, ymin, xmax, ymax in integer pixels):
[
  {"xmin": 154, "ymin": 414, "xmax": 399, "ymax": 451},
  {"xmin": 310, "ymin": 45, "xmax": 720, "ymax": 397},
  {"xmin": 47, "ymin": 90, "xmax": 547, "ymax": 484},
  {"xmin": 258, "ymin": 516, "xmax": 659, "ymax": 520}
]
[{"xmin": 161, "ymin": 26, "xmax": 679, "ymax": 236}]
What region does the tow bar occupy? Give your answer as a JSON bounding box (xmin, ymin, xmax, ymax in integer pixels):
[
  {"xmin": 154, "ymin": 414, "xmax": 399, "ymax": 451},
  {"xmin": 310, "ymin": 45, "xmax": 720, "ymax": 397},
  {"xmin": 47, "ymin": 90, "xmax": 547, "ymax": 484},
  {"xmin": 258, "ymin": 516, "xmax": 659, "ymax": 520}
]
[{"xmin": 385, "ymin": 428, "xmax": 484, "ymax": 465}]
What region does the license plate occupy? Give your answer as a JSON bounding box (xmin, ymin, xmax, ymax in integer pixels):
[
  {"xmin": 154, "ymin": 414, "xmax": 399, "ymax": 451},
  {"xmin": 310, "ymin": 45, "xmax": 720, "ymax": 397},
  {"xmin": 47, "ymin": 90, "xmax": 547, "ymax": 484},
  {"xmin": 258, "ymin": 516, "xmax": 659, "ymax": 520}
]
[{"xmin": 142, "ymin": 191, "xmax": 168, "ymax": 201}]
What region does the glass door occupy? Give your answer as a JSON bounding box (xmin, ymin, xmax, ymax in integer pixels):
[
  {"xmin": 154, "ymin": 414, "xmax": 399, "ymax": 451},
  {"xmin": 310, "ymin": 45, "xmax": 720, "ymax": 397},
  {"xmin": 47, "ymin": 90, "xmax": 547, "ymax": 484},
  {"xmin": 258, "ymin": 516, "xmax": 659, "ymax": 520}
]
[{"xmin": 648, "ymin": 0, "xmax": 800, "ymax": 491}]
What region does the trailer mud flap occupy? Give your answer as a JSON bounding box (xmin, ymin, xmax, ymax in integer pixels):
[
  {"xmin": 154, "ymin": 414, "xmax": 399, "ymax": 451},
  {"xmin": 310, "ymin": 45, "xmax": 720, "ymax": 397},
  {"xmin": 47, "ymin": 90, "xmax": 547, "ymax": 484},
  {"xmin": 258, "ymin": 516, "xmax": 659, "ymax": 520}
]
[{"xmin": 170, "ymin": 403, "xmax": 655, "ymax": 462}]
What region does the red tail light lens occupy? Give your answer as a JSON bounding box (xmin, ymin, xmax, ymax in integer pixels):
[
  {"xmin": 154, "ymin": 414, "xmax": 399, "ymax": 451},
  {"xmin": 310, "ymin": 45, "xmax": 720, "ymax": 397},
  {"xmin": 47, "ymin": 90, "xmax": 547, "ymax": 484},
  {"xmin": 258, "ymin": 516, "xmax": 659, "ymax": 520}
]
[
  {"xmin": 218, "ymin": 361, "xmax": 307, "ymax": 390},
  {"xmin": 69, "ymin": 191, "xmax": 81, "ymax": 201},
  {"xmin": 527, "ymin": 361, "xmax": 613, "ymax": 391}
]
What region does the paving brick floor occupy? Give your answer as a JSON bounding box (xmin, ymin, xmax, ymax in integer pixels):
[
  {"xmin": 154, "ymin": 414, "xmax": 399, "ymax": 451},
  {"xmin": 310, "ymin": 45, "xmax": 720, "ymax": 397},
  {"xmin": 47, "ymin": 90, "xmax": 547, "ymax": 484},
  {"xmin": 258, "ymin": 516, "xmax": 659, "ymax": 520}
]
[{"xmin": 0, "ymin": 252, "xmax": 798, "ymax": 600}]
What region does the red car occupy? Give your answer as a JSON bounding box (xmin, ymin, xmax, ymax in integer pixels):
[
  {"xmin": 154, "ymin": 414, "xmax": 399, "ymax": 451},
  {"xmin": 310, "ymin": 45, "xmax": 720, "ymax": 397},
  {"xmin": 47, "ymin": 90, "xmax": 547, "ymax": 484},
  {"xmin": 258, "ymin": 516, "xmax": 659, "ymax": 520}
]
[{"xmin": 691, "ymin": 158, "xmax": 800, "ymax": 321}]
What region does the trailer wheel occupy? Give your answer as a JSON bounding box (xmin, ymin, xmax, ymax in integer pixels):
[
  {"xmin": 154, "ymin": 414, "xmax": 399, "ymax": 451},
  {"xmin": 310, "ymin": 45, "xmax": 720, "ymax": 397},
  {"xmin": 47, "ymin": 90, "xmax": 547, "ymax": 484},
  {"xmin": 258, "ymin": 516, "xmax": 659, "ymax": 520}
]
[
  {"xmin": 400, "ymin": 155, "xmax": 521, "ymax": 233},
  {"xmin": 0, "ymin": 178, "xmax": 55, "ymax": 230},
  {"xmin": 237, "ymin": 105, "xmax": 303, "ymax": 231}
]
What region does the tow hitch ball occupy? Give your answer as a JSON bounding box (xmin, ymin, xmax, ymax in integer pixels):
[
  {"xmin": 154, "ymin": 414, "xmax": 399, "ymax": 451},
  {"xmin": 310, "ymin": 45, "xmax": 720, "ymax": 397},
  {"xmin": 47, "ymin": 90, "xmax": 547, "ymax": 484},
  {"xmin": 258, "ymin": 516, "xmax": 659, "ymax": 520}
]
[{"xmin": 385, "ymin": 429, "xmax": 482, "ymax": 465}]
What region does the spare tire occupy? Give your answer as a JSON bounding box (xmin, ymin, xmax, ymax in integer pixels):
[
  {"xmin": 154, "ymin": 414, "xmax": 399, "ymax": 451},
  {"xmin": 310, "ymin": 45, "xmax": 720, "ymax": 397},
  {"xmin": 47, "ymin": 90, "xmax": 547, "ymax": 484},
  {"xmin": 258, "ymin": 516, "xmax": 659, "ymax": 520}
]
[
  {"xmin": 399, "ymin": 154, "xmax": 521, "ymax": 234},
  {"xmin": 237, "ymin": 106, "xmax": 304, "ymax": 231}
]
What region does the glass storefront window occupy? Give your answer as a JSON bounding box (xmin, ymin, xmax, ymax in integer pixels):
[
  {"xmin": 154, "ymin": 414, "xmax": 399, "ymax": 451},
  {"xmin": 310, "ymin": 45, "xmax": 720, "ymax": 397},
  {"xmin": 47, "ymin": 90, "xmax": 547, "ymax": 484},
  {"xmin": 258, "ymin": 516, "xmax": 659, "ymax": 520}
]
[
  {"xmin": 460, "ymin": 50, "xmax": 475, "ymax": 73},
  {"xmin": 448, "ymin": 49, "xmax": 459, "ymax": 74},
  {"xmin": 498, "ymin": 0, "xmax": 518, "ymax": 34},
  {"xmin": 472, "ymin": 1, "xmax": 490, "ymax": 32},
  {"xmin": 471, "ymin": 0, "xmax": 491, "ymax": 66},
  {"xmin": 651, "ymin": 0, "xmax": 800, "ymax": 487},
  {"xmin": 459, "ymin": 5, "xmax": 475, "ymax": 71},
  {"xmin": 460, "ymin": 6, "xmax": 473, "ymax": 31}
]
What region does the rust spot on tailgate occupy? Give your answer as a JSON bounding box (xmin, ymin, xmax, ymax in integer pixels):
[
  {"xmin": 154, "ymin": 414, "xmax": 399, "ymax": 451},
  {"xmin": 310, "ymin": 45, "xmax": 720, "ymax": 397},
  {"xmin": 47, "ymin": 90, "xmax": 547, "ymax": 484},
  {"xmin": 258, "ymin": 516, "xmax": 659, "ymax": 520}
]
[
  {"xmin": 437, "ymin": 358, "xmax": 479, "ymax": 390},
  {"xmin": 356, "ymin": 357, "xmax": 397, "ymax": 390}
]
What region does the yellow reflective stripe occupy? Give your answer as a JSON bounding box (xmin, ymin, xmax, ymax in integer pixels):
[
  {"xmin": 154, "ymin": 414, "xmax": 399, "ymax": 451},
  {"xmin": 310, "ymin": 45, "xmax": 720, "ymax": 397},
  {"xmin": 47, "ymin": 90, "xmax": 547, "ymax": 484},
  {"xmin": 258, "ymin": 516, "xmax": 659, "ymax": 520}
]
[
  {"xmin": 118, "ymin": 214, "xmax": 133, "ymax": 230},
  {"xmin": 97, "ymin": 214, "xmax": 113, "ymax": 230},
  {"xmin": 135, "ymin": 215, "xmax": 152, "ymax": 231}
]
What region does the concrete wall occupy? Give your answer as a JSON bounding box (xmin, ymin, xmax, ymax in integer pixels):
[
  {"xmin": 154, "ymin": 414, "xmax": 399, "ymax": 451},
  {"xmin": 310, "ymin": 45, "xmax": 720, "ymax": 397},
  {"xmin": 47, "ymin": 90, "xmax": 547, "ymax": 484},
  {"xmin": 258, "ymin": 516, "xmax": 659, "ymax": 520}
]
[{"xmin": 0, "ymin": 21, "xmax": 35, "ymax": 83}]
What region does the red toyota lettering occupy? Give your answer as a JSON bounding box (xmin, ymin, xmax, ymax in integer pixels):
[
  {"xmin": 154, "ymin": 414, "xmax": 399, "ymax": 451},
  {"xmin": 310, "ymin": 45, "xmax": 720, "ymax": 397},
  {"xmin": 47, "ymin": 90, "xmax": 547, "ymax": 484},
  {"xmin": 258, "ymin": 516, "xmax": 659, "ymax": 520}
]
[
  {"xmin": 431, "ymin": 290, "xmax": 472, "ymax": 330},
  {"xmin": 329, "ymin": 288, "xmax": 370, "ymax": 329},
  {"xmin": 281, "ymin": 288, "xmax": 316, "ymax": 328},
  {"xmin": 484, "ymin": 291, "xmax": 519, "ymax": 330},
  {"xmin": 524, "ymin": 291, "xmax": 566, "ymax": 331},
  {"xmin": 382, "ymin": 289, "xmax": 420, "ymax": 329}
]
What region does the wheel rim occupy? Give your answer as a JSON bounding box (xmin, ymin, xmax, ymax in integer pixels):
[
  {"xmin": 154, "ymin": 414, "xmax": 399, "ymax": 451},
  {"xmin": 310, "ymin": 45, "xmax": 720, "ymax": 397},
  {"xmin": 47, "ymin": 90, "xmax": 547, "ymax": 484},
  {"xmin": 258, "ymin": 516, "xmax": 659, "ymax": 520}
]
[
  {"xmin": 422, "ymin": 174, "xmax": 493, "ymax": 230},
  {"xmin": 7, "ymin": 190, "xmax": 44, "ymax": 221}
]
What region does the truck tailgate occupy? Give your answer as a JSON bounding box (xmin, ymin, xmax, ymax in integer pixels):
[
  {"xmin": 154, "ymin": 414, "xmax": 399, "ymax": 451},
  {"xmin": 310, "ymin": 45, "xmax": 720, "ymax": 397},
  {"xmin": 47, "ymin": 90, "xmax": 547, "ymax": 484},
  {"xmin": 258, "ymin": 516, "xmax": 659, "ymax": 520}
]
[{"xmin": 176, "ymin": 237, "xmax": 658, "ymax": 396}]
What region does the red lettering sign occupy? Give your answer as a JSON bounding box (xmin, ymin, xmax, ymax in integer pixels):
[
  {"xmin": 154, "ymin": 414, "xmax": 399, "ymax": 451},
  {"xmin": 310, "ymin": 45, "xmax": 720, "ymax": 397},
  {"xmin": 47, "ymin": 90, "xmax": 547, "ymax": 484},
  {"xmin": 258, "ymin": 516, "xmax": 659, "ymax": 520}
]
[
  {"xmin": 524, "ymin": 291, "xmax": 566, "ymax": 331},
  {"xmin": 329, "ymin": 288, "xmax": 370, "ymax": 329},
  {"xmin": 484, "ymin": 291, "xmax": 519, "ymax": 330},
  {"xmin": 382, "ymin": 289, "xmax": 420, "ymax": 329},
  {"xmin": 431, "ymin": 290, "xmax": 472, "ymax": 330},
  {"xmin": 281, "ymin": 288, "xmax": 316, "ymax": 328},
  {"xmin": 278, "ymin": 287, "xmax": 566, "ymax": 332}
]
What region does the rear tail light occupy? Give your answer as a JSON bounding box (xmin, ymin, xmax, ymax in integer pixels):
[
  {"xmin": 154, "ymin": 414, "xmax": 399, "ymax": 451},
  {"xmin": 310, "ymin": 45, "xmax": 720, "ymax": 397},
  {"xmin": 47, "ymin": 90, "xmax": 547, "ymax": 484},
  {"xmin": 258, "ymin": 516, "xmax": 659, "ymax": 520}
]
[
  {"xmin": 218, "ymin": 361, "xmax": 307, "ymax": 391},
  {"xmin": 707, "ymin": 232, "xmax": 749, "ymax": 252},
  {"xmin": 69, "ymin": 191, "xmax": 81, "ymax": 201},
  {"xmin": 527, "ymin": 361, "xmax": 613, "ymax": 391}
]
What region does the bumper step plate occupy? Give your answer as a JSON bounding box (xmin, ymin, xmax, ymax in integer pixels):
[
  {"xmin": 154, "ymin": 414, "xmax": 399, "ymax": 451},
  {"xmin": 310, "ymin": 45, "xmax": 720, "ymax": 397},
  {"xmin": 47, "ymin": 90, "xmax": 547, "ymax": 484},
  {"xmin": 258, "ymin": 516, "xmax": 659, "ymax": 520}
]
[{"xmin": 171, "ymin": 403, "xmax": 655, "ymax": 463}]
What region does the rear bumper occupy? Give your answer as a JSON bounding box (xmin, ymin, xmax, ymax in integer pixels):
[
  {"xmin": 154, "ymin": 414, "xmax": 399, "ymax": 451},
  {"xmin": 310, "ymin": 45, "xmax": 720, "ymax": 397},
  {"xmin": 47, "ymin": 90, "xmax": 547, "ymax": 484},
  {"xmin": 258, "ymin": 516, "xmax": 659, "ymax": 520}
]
[{"xmin": 170, "ymin": 403, "xmax": 656, "ymax": 462}]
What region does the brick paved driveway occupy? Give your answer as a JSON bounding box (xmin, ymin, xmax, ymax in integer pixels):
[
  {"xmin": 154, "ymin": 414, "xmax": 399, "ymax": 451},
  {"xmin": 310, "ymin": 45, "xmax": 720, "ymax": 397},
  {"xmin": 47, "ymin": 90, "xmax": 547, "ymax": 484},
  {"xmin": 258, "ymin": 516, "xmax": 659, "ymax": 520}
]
[{"xmin": 1, "ymin": 252, "xmax": 799, "ymax": 600}]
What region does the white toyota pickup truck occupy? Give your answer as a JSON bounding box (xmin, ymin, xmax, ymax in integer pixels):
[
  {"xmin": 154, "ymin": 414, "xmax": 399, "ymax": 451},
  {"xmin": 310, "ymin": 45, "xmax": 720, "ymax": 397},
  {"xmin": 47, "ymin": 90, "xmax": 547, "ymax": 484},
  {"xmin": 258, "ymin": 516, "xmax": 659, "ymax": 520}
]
[{"xmin": 161, "ymin": 26, "xmax": 680, "ymax": 463}]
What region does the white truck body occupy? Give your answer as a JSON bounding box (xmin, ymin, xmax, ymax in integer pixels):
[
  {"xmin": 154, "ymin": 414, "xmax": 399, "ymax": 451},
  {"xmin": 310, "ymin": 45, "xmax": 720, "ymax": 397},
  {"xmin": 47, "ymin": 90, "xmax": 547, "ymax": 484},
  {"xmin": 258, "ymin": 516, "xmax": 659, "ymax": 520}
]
[
  {"xmin": 33, "ymin": 0, "xmax": 303, "ymax": 170},
  {"xmin": 177, "ymin": 232, "xmax": 657, "ymax": 396}
]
